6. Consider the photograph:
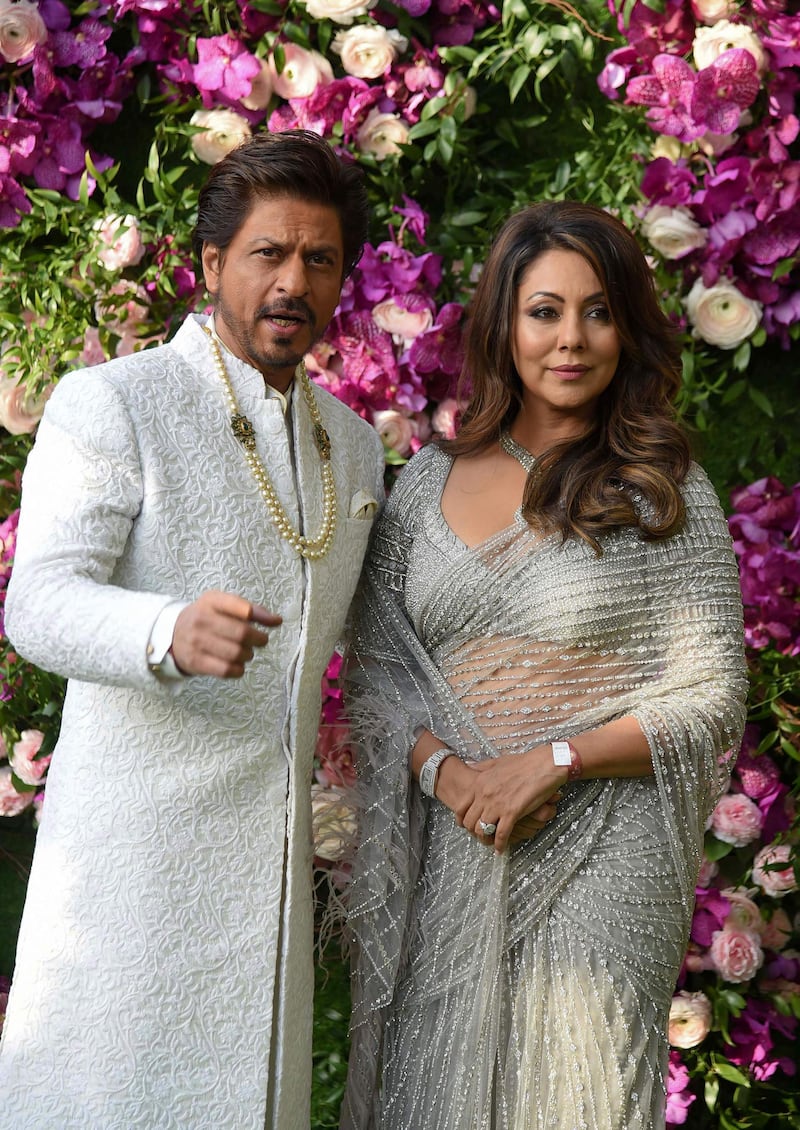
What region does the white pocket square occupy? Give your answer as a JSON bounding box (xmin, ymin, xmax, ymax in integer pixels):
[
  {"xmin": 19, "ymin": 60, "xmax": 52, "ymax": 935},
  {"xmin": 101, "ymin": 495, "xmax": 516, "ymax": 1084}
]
[{"xmin": 349, "ymin": 490, "xmax": 379, "ymax": 519}]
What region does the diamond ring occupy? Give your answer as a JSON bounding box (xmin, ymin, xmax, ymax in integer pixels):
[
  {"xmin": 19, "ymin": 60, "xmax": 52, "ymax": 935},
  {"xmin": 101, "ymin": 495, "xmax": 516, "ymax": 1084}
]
[{"xmin": 478, "ymin": 820, "xmax": 497, "ymax": 837}]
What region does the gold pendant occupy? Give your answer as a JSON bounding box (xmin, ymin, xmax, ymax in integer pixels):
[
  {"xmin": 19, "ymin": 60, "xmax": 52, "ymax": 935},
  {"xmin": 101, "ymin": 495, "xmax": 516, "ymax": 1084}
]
[
  {"xmin": 313, "ymin": 422, "xmax": 332, "ymax": 461},
  {"xmin": 231, "ymin": 414, "xmax": 257, "ymax": 450}
]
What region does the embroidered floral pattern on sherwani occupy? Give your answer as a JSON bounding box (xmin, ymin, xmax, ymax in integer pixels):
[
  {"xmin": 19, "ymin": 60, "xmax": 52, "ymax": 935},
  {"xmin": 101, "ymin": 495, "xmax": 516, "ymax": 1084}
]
[{"xmin": 341, "ymin": 445, "xmax": 747, "ymax": 1130}]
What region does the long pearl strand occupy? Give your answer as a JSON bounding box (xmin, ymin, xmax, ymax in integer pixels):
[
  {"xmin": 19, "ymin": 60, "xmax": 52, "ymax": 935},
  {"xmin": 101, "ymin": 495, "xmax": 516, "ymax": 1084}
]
[{"xmin": 205, "ymin": 328, "xmax": 337, "ymax": 561}]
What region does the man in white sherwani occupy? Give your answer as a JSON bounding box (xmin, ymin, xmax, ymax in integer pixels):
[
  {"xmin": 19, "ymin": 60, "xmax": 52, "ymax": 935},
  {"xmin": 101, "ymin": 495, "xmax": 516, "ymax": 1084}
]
[{"xmin": 0, "ymin": 131, "xmax": 385, "ymax": 1130}]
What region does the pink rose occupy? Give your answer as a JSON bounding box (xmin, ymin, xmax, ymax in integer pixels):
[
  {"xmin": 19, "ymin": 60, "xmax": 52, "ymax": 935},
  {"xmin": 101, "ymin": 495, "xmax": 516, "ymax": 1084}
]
[
  {"xmin": 9, "ymin": 729, "xmax": 49, "ymax": 786},
  {"xmin": 431, "ymin": 397, "xmax": 461, "ymax": 440},
  {"xmin": 696, "ymin": 857, "xmax": 719, "ymax": 887},
  {"xmin": 761, "ymin": 908, "xmax": 792, "ymax": 951},
  {"xmin": 721, "ymin": 887, "xmax": 762, "ymax": 934},
  {"xmin": 241, "ymin": 60, "xmax": 274, "ymax": 110},
  {"xmin": 315, "ymin": 723, "xmax": 357, "ymax": 788},
  {"xmin": 710, "ymin": 926, "xmax": 764, "ymax": 983},
  {"xmin": 752, "ymin": 844, "xmax": 798, "ymax": 899},
  {"xmin": 711, "ymin": 791, "xmax": 763, "ymax": 846},
  {"xmin": 0, "ymin": 0, "xmax": 47, "ymax": 64},
  {"xmin": 668, "ymin": 990, "xmax": 712, "ymax": 1049},
  {"xmin": 0, "ymin": 766, "xmax": 34, "ymax": 817},
  {"xmin": 94, "ymin": 214, "xmax": 145, "ymax": 271}
]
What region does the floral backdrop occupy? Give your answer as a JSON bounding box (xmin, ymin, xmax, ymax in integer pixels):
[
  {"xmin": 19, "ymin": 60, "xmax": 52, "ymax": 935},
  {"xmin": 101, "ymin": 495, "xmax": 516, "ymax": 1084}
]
[{"xmin": 0, "ymin": 0, "xmax": 798, "ymax": 1126}]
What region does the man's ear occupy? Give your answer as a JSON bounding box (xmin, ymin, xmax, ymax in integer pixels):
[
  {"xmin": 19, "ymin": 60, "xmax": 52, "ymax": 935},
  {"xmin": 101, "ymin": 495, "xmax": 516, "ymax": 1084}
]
[{"xmin": 201, "ymin": 243, "xmax": 222, "ymax": 297}]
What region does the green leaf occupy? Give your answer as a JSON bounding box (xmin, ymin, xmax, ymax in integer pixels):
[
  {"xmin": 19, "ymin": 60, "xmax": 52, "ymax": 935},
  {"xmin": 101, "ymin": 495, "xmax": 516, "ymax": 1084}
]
[
  {"xmin": 448, "ymin": 211, "xmax": 487, "ymax": 227},
  {"xmin": 732, "ymin": 341, "xmax": 751, "ymax": 372},
  {"xmin": 508, "ymin": 63, "xmax": 531, "ymax": 103},
  {"xmin": 704, "ymin": 833, "xmax": 734, "ymax": 861},
  {"xmin": 746, "ymin": 384, "xmax": 774, "ymax": 418},
  {"xmin": 713, "ymin": 1061, "xmax": 751, "ymax": 1087},
  {"xmin": 705, "ymin": 1076, "xmax": 720, "ymax": 1112}
]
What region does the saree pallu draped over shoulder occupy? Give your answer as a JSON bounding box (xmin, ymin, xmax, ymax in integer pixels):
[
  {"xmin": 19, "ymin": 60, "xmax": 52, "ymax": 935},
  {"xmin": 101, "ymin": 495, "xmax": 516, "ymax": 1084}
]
[{"xmin": 340, "ymin": 445, "xmax": 747, "ymax": 1130}]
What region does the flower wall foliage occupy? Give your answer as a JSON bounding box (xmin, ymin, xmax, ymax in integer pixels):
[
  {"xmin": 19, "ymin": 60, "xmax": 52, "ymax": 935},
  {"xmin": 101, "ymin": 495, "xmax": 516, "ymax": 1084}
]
[{"xmin": 0, "ymin": 0, "xmax": 798, "ymax": 1124}]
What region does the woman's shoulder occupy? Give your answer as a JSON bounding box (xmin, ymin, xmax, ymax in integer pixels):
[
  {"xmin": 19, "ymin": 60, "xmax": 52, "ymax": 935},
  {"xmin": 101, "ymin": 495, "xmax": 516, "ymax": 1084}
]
[{"xmin": 383, "ymin": 443, "xmax": 448, "ymax": 517}]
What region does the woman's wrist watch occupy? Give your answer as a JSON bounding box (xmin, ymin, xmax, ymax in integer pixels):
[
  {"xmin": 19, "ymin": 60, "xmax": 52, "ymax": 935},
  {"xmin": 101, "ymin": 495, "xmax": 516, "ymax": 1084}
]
[
  {"xmin": 419, "ymin": 747, "xmax": 455, "ymax": 798},
  {"xmin": 551, "ymin": 740, "xmax": 583, "ymax": 781}
]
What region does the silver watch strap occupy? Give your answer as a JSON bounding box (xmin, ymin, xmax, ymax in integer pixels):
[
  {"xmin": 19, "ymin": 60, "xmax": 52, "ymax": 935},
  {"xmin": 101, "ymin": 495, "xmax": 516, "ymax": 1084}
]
[{"xmin": 419, "ymin": 746, "xmax": 454, "ymax": 798}]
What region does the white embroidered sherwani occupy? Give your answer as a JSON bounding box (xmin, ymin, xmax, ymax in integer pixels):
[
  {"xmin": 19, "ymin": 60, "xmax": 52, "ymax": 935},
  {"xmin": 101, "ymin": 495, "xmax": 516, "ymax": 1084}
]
[{"xmin": 0, "ymin": 314, "xmax": 385, "ymax": 1130}]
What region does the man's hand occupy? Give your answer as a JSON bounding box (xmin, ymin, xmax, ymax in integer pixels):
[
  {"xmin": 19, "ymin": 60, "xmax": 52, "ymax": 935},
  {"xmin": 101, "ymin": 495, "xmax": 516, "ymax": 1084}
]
[{"xmin": 171, "ymin": 591, "xmax": 282, "ymax": 678}]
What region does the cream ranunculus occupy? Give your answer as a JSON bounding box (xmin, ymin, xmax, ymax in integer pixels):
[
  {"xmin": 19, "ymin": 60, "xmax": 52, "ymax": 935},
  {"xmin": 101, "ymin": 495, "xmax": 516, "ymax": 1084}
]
[
  {"xmin": 0, "ymin": 0, "xmax": 47, "ymax": 64},
  {"xmin": 691, "ymin": 0, "xmax": 737, "ymax": 24},
  {"xmin": 302, "ymin": 0, "xmax": 377, "ymax": 25},
  {"xmin": 190, "ymin": 108, "xmax": 252, "ymax": 165},
  {"xmin": 332, "ymin": 25, "xmax": 407, "ymax": 79},
  {"xmin": 310, "ymin": 784, "xmax": 357, "ymax": 861},
  {"xmin": 93, "ymin": 213, "xmax": 145, "ymax": 271},
  {"xmin": 372, "ymin": 297, "xmax": 433, "ymax": 343},
  {"xmin": 241, "ymin": 59, "xmax": 274, "ymax": 110},
  {"xmin": 693, "ymin": 20, "xmax": 767, "ymax": 74},
  {"xmin": 685, "ymin": 277, "xmax": 762, "ymax": 349},
  {"xmin": 372, "ymin": 409, "xmax": 414, "ymax": 457},
  {"xmin": 668, "ymin": 990, "xmax": 713, "ymax": 1049},
  {"xmin": 0, "ymin": 374, "xmax": 51, "ymax": 435},
  {"xmin": 268, "ymin": 44, "xmax": 333, "ymax": 100},
  {"xmin": 357, "ymin": 110, "xmax": 409, "ymax": 159},
  {"xmin": 640, "ymin": 206, "xmax": 707, "ymax": 260}
]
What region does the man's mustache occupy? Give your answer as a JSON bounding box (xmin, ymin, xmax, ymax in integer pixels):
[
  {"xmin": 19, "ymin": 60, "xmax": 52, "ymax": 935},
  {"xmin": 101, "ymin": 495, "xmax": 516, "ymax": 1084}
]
[{"xmin": 257, "ymin": 299, "xmax": 315, "ymax": 326}]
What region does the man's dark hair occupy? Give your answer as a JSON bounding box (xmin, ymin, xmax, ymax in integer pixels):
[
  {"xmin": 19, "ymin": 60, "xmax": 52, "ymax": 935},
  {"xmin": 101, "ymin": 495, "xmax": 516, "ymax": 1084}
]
[{"xmin": 191, "ymin": 130, "xmax": 370, "ymax": 277}]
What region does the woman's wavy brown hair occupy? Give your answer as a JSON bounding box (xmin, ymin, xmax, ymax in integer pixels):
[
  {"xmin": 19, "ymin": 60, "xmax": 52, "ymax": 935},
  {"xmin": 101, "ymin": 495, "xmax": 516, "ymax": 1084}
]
[{"xmin": 441, "ymin": 201, "xmax": 691, "ymax": 552}]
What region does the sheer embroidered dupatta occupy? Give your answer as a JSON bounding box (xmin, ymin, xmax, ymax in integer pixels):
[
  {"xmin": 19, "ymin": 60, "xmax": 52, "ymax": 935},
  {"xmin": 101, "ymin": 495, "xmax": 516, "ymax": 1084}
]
[{"xmin": 340, "ymin": 450, "xmax": 747, "ymax": 1130}]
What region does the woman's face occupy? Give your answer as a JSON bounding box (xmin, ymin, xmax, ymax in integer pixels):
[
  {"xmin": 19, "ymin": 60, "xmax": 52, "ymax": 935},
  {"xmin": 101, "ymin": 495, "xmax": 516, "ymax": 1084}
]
[{"xmin": 511, "ymin": 248, "xmax": 622, "ymax": 430}]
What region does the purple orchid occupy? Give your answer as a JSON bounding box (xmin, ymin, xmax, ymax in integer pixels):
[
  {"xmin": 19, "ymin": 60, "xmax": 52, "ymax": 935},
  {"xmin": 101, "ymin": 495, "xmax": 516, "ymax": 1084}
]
[
  {"xmin": 728, "ymin": 999, "xmax": 797, "ymax": 1082},
  {"xmin": 640, "ymin": 157, "xmax": 698, "ymax": 206},
  {"xmin": 50, "ymin": 18, "xmax": 112, "ymax": 70}
]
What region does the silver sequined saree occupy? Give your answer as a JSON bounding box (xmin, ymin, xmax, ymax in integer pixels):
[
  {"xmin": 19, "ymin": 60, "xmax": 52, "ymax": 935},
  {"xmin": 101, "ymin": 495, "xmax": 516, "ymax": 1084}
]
[{"xmin": 341, "ymin": 445, "xmax": 747, "ymax": 1130}]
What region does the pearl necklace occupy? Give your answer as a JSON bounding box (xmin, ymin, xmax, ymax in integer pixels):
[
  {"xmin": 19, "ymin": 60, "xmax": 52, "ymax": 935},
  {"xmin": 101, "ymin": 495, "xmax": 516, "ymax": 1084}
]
[
  {"xmin": 204, "ymin": 327, "xmax": 337, "ymax": 560},
  {"xmin": 499, "ymin": 430, "xmax": 537, "ymax": 473}
]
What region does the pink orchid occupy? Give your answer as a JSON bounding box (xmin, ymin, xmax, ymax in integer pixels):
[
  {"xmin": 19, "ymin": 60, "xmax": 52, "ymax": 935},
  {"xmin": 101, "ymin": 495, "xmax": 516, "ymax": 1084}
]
[
  {"xmin": 692, "ymin": 49, "xmax": 761, "ymax": 135},
  {"xmin": 626, "ymin": 54, "xmax": 705, "ymax": 142},
  {"xmin": 193, "ymin": 35, "xmax": 261, "ymax": 104}
]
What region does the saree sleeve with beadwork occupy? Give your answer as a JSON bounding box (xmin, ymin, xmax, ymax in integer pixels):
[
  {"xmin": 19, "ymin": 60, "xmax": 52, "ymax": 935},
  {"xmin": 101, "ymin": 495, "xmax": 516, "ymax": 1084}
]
[{"xmin": 340, "ymin": 444, "xmax": 747, "ymax": 1130}]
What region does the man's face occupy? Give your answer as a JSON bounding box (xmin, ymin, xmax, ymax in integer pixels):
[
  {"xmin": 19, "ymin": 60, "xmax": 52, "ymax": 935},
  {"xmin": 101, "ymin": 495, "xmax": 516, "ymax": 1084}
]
[{"xmin": 201, "ymin": 193, "xmax": 345, "ymax": 392}]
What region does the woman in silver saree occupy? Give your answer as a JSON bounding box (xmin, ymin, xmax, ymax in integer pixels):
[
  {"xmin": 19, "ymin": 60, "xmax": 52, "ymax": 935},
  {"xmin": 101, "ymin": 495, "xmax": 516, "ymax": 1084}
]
[{"xmin": 340, "ymin": 202, "xmax": 748, "ymax": 1130}]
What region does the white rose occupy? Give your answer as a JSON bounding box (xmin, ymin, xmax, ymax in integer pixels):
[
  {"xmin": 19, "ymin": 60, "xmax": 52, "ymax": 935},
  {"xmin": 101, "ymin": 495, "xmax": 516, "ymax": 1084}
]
[
  {"xmin": 93, "ymin": 213, "xmax": 145, "ymax": 271},
  {"xmin": 372, "ymin": 298, "xmax": 432, "ymax": 343},
  {"xmin": 691, "ymin": 0, "xmax": 737, "ymax": 24},
  {"xmin": 640, "ymin": 206, "xmax": 707, "ymax": 260},
  {"xmin": 332, "ymin": 25, "xmax": 407, "ymax": 79},
  {"xmin": 668, "ymin": 991, "xmax": 713, "ymax": 1049},
  {"xmin": 0, "ymin": 0, "xmax": 47, "ymax": 64},
  {"xmin": 685, "ymin": 277, "xmax": 762, "ymax": 349},
  {"xmin": 190, "ymin": 108, "xmax": 252, "ymax": 165},
  {"xmin": 693, "ymin": 20, "xmax": 767, "ymax": 74},
  {"xmin": 241, "ymin": 59, "xmax": 274, "ymax": 110},
  {"xmin": 372, "ymin": 409, "xmax": 414, "ymax": 456},
  {"xmin": 357, "ymin": 110, "xmax": 409, "ymax": 159},
  {"xmin": 268, "ymin": 44, "xmax": 333, "ymax": 100},
  {"xmin": 302, "ymin": 0, "xmax": 377, "ymax": 25},
  {"xmin": 310, "ymin": 784, "xmax": 357, "ymax": 861}
]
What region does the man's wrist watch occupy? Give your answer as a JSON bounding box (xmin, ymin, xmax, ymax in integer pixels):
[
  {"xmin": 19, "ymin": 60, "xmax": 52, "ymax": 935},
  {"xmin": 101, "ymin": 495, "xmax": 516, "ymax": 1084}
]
[{"xmin": 419, "ymin": 747, "xmax": 455, "ymax": 798}]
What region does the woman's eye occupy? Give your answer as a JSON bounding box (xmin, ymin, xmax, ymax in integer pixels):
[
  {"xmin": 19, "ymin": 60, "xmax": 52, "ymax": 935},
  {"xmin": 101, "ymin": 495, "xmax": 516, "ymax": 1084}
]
[{"xmin": 587, "ymin": 305, "xmax": 612, "ymax": 322}]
